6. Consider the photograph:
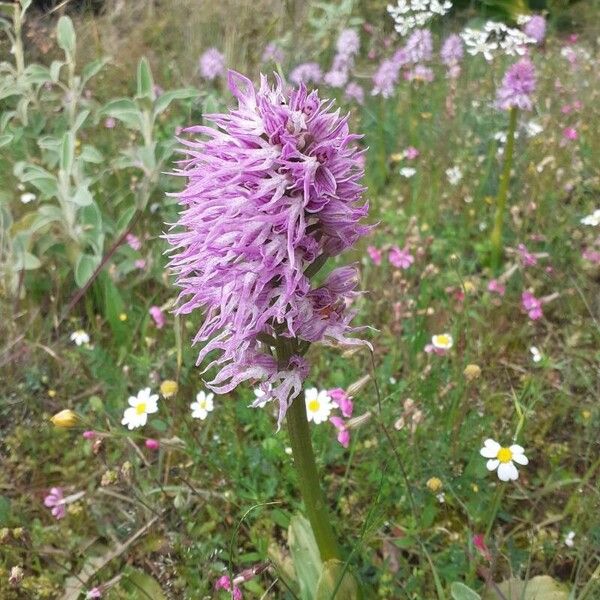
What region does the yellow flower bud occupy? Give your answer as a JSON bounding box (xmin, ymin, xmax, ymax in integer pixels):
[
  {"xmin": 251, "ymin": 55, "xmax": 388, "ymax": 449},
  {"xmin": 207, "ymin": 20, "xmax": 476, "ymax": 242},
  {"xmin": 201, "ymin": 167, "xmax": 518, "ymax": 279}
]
[
  {"xmin": 463, "ymin": 364, "xmax": 481, "ymax": 381},
  {"xmin": 50, "ymin": 409, "xmax": 77, "ymax": 428},
  {"xmin": 160, "ymin": 379, "xmax": 179, "ymax": 398},
  {"xmin": 426, "ymin": 477, "xmax": 443, "ymax": 493}
]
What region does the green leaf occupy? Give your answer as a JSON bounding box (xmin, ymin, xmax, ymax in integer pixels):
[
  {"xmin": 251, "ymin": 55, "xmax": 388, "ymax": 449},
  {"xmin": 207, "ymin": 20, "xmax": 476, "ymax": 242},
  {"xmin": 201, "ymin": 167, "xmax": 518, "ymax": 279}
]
[
  {"xmin": 0, "ymin": 495, "xmax": 11, "ymax": 526},
  {"xmin": 74, "ymin": 253, "xmax": 101, "ymax": 288},
  {"xmin": 136, "ymin": 57, "xmax": 154, "ymax": 99},
  {"xmin": 81, "ymin": 57, "xmax": 109, "ymax": 85},
  {"xmin": 153, "ymin": 88, "xmax": 198, "ymax": 116},
  {"xmin": 13, "ymin": 251, "xmax": 41, "ymax": 271},
  {"xmin": 98, "ymin": 272, "xmax": 127, "ymax": 344},
  {"xmin": 288, "ymin": 515, "xmax": 323, "ymax": 600},
  {"xmin": 122, "ymin": 569, "xmax": 167, "ymax": 600},
  {"xmin": 50, "ymin": 60, "xmax": 63, "ymax": 83},
  {"xmin": 56, "ymin": 16, "xmax": 76, "ymax": 57},
  {"xmin": 451, "ymin": 582, "xmax": 482, "ymax": 600},
  {"xmin": 116, "ymin": 206, "xmax": 136, "ymax": 232},
  {"xmin": 102, "ymin": 98, "xmax": 144, "ymax": 131},
  {"xmin": 0, "ymin": 134, "xmax": 13, "ymax": 148},
  {"xmin": 74, "ymin": 109, "xmax": 90, "ymax": 132},
  {"xmin": 71, "ymin": 186, "xmax": 93, "ymax": 207},
  {"xmin": 23, "ymin": 64, "xmax": 52, "ymax": 85},
  {"xmin": 60, "ymin": 132, "xmax": 74, "ymax": 174},
  {"xmin": 315, "ymin": 560, "xmax": 361, "ymax": 600},
  {"xmin": 79, "ymin": 145, "xmax": 104, "ymax": 164},
  {"xmin": 20, "ymin": 0, "xmax": 33, "ymax": 14},
  {"xmin": 483, "ymin": 576, "xmax": 569, "ymax": 600}
]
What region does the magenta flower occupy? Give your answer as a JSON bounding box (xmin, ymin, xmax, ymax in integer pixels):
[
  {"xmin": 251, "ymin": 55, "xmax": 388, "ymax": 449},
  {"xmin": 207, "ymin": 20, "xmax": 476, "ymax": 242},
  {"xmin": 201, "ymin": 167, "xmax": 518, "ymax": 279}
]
[
  {"xmin": 330, "ymin": 416, "xmax": 350, "ymax": 448},
  {"xmin": 125, "ymin": 233, "xmax": 141, "ymax": 251},
  {"xmin": 524, "ymin": 15, "xmax": 546, "ymax": 44},
  {"xmin": 149, "ymin": 306, "xmax": 166, "ymax": 329},
  {"xmin": 389, "ymin": 246, "xmax": 414, "ymax": 269},
  {"xmin": 145, "ymin": 438, "xmax": 160, "ymax": 450},
  {"xmin": 86, "ymin": 588, "xmax": 102, "ymax": 599},
  {"xmin": 290, "ymin": 62, "xmax": 322, "ymax": 86},
  {"xmin": 82, "ymin": 430, "xmax": 96, "ymax": 440},
  {"xmin": 134, "ymin": 259, "xmax": 146, "ymax": 270},
  {"xmin": 487, "ymin": 279, "xmax": 506, "ymax": 296},
  {"xmin": 582, "ymin": 249, "xmax": 600, "ymax": 264},
  {"xmin": 344, "ymin": 82, "xmax": 364, "ymax": 105},
  {"xmin": 517, "ymin": 243, "xmax": 538, "ymax": 267},
  {"xmin": 496, "ymin": 59, "xmax": 536, "ymax": 112},
  {"xmin": 167, "ymin": 72, "xmax": 369, "ymax": 426},
  {"xmin": 44, "ymin": 487, "xmax": 66, "ymax": 520},
  {"xmin": 329, "ymin": 388, "xmax": 353, "ymax": 418},
  {"xmin": 441, "ymin": 34, "xmax": 464, "ymax": 66},
  {"xmin": 563, "ymin": 127, "xmax": 578, "ymax": 141},
  {"xmin": 104, "ymin": 117, "xmax": 116, "ymax": 129},
  {"xmin": 472, "ymin": 534, "xmax": 492, "ymax": 561},
  {"xmin": 215, "ymin": 575, "xmax": 243, "ymax": 600},
  {"xmin": 522, "ymin": 291, "xmax": 543, "ymax": 320},
  {"xmin": 367, "ymin": 245, "xmax": 382, "ymax": 265},
  {"xmin": 199, "ymin": 48, "xmax": 225, "ymax": 81}
]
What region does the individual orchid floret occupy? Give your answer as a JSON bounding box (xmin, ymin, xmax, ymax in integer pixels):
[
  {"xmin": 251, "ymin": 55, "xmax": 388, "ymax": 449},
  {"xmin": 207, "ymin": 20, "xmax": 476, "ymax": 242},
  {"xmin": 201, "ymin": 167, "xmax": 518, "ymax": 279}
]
[
  {"xmin": 289, "ymin": 62, "xmax": 322, "ymax": 85},
  {"xmin": 372, "ymin": 58, "xmax": 401, "ymax": 97},
  {"xmin": 404, "ymin": 28, "xmax": 433, "ymax": 63},
  {"xmin": 496, "ymin": 58, "xmax": 536, "ymax": 111},
  {"xmin": 344, "ymin": 82, "xmax": 365, "ymax": 104},
  {"xmin": 166, "ymin": 72, "xmax": 369, "ymax": 426},
  {"xmin": 440, "ymin": 33, "xmax": 464, "ymax": 66}
]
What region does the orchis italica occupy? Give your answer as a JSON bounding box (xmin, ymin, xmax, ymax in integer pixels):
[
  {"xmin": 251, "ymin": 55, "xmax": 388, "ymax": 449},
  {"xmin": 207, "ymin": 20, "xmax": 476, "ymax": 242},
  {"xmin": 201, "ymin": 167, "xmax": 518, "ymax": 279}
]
[{"xmin": 167, "ymin": 71, "xmax": 370, "ymax": 563}]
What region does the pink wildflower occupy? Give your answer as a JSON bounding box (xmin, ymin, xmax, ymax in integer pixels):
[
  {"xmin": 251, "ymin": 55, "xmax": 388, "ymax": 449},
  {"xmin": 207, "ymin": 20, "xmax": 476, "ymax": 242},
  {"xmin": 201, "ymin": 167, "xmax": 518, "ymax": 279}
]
[
  {"xmin": 145, "ymin": 438, "xmax": 160, "ymax": 450},
  {"xmin": 82, "ymin": 431, "xmax": 96, "ymax": 440},
  {"xmin": 125, "ymin": 233, "xmax": 141, "ymax": 251},
  {"xmin": 215, "ymin": 575, "xmax": 242, "ymax": 600},
  {"xmin": 44, "ymin": 487, "xmax": 66, "ymax": 520},
  {"xmin": 367, "ymin": 245, "xmax": 382, "ymax": 266},
  {"xmin": 329, "ymin": 388, "xmax": 353, "ymax": 418},
  {"xmin": 86, "ymin": 588, "xmax": 102, "ymax": 599},
  {"xmin": 487, "ymin": 279, "xmax": 506, "ymax": 296},
  {"xmin": 517, "ymin": 243, "xmax": 538, "ymax": 267},
  {"xmin": 329, "ymin": 416, "xmax": 350, "ymax": 448},
  {"xmin": 472, "ymin": 534, "xmax": 492, "ymax": 561},
  {"xmin": 389, "ymin": 246, "xmax": 414, "ymax": 269},
  {"xmin": 149, "ymin": 306, "xmax": 166, "ymax": 329},
  {"xmin": 582, "ymin": 249, "xmax": 600, "ymax": 264},
  {"xmin": 563, "ymin": 127, "xmax": 578, "ymax": 141},
  {"xmin": 104, "ymin": 117, "xmax": 116, "ymax": 129},
  {"xmin": 134, "ymin": 259, "xmax": 146, "ymax": 269},
  {"xmin": 522, "ymin": 291, "xmax": 543, "ymax": 320},
  {"xmin": 404, "ymin": 146, "xmax": 420, "ymax": 160}
]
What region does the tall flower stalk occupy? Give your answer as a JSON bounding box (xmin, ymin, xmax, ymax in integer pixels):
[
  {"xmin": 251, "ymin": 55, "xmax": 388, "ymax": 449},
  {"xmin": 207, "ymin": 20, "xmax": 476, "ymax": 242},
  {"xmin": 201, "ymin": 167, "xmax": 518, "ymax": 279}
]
[
  {"xmin": 489, "ymin": 58, "xmax": 536, "ymax": 270},
  {"xmin": 166, "ymin": 71, "xmax": 370, "ymax": 563}
]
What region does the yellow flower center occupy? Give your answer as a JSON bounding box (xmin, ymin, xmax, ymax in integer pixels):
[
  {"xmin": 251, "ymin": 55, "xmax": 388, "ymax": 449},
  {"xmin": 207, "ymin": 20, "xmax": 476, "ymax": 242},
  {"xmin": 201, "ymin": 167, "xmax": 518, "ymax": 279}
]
[
  {"xmin": 308, "ymin": 400, "xmax": 320, "ymax": 413},
  {"xmin": 136, "ymin": 402, "xmax": 147, "ymax": 415},
  {"xmin": 497, "ymin": 447, "xmax": 513, "ymax": 463},
  {"xmin": 198, "ymin": 400, "xmax": 206, "ymax": 410},
  {"xmin": 436, "ymin": 335, "xmax": 450, "ymax": 346}
]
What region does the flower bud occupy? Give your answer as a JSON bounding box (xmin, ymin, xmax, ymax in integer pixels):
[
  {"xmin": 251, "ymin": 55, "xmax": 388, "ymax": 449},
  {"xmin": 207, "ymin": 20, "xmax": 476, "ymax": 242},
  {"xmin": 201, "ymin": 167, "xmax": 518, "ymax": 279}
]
[
  {"xmin": 160, "ymin": 379, "xmax": 178, "ymax": 398},
  {"xmin": 463, "ymin": 364, "xmax": 482, "ymax": 381},
  {"xmin": 426, "ymin": 477, "xmax": 443, "ymax": 493},
  {"xmin": 50, "ymin": 409, "xmax": 77, "ymax": 428}
]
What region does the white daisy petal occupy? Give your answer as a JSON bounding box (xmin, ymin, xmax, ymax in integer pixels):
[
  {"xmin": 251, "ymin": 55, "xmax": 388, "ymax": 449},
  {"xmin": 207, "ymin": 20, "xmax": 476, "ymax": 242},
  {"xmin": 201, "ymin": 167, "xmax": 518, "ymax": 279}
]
[
  {"xmin": 512, "ymin": 452, "xmax": 529, "ymax": 465},
  {"xmin": 486, "ymin": 459, "xmax": 499, "ymax": 471},
  {"xmin": 498, "ymin": 461, "xmax": 519, "ymax": 481},
  {"xmin": 480, "ymin": 439, "xmax": 500, "ymax": 457},
  {"xmin": 509, "ymin": 444, "xmax": 524, "ymax": 454}
]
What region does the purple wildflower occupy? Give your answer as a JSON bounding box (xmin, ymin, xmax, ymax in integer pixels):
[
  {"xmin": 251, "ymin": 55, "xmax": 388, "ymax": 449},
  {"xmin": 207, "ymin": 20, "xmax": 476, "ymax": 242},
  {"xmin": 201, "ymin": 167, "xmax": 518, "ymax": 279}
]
[
  {"xmin": 199, "ymin": 48, "xmax": 225, "ymax": 81},
  {"xmin": 215, "ymin": 575, "xmax": 243, "ymax": 600},
  {"xmin": 522, "ymin": 291, "xmax": 543, "ymax": 320},
  {"xmin": 372, "ymin": 58, "xmax": 401, "ymax": 97},
  {"xmin": 149, "ymin": 305, "xmax": 166, "ymax": 329},
  {"xmin": 262, "ymin": 42, "xmax": 284, "ymax": 64},
  {"xmin": 389, "ymin": 246, "xmax": 414, "ymax": 269},
  {"xmin": 44, "ymin": 487, "xmax": 66, "ymax": 520},
  {"xmin": 125, "ymin": 233, "xmax": 141, "ymax": 251},
  {"xmin": 517, "ymin": 243, "xmax": 538, "ymax": 267},
  {"xmin": 330, "ymin": 416, "xmax": 350, "ymax": 448},
  {"xmin": 336, "ymin": 29, "xmax": 360, "ymax": 57},
  {"xmin": 524, "ymin": 15, "xmax": 546, "ymax": 44},
  {"xmin": 404, "ymin": 29, "xmax": 433, "ymax": 64},
  {"xmin": 290, "ymin": 62, "xmax": 322, "ymax": 86},
  {"xmin": 441, "ymin": 34, "xmax": 464, "ymax": 66},
  {"xmin": 344, "ymin": 82, "xmax": 365, "ymax": 104},
  {"xmin": 324, "ymin": 69, "xmax": 348, "ymax": 88},
  {"xmin": 496, "ymin": 58, "xmax": 536, "ymax": 111},
  {"xmin": 166, "ymin": 72, "xmax": 369, "ymax": 426},
  {"xmin": 406, "ymin": 65, "xmax": 434, "ymax": 83},
  {"xmin": 329, "ymin": 388, "xmax": 353, "ymax": 418}
]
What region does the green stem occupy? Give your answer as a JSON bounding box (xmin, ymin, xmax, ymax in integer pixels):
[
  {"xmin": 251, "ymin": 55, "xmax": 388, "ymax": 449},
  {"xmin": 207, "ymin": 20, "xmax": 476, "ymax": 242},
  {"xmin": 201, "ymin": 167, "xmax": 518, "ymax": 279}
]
[
  {"xmin": 490, "ymin": 106, "xmax": 518, "ymax": 272},
  {"xmin": 287, "ymin": 392, "xmax": 342, "ymax": 561},
  {"xmin": 485, "ymin": 484, "xmax": 505, "ymax": 538}
]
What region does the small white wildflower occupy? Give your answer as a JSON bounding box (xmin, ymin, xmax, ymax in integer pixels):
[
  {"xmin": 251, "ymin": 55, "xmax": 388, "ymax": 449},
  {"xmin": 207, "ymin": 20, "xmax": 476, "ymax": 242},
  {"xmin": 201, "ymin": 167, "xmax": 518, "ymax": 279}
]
[
  {"xmin": 121, "ymin": 388, "xmax": 159, "ymax": 430},
  {"xmin": 70, "ymin": 330, "xmax": 90, "ymax": 346},
  {"xmin": 304, "ymin": 388, "xmax": 333, "ymax": 424},
  {"xmin": 564, "ymin": 531, "xmax": 575, "ymax": 547},
  {"xmin": 190, "ymin": 391, "xmax": 214, "ymax": 420},
  {"xmin": 446, "ymin": 166, "xmax": 463, "ymax": 185},
  {"xmin": 20, "ymin": 192, "xmax": 36, "ymax": 204},
  {"xmin": 530, "ymin": 346, "xmax": 542, "ymax": 363},
  {"xmin": 399, "ymin": 167, "xmax": 416, "ymax": 178},
  {"xmin": 581, "ymin": 209, "xmax": 600, "ymax": 226},
  {"xmin": 480, "ymin": 438, "xmax": 528, "ymax": 481}
]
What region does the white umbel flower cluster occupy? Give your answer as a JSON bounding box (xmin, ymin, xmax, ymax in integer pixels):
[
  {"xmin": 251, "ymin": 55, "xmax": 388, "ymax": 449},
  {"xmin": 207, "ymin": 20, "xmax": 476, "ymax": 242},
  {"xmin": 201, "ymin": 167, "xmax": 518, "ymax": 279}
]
[
  {"xmin": 461, "ymin": 21, "xmax": 535, "ymax": 61},
  {"xmin": 387, "ymin": 0, "xmax": 452, "ymax": 36}
]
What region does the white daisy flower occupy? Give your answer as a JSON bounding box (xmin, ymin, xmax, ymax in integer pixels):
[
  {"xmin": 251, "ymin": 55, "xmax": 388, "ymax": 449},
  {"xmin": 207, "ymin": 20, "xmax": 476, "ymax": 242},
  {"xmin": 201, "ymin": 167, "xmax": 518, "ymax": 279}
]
[
  {"xmin": 70, "ymin": 330, "xmax": 90, "ymax": 346},
  {"xmin": 304, "ymin": 388, "xmax": 333, "ymax": 424},
  {"xmin": 525, "ymin": 120, "xmax": 543, "ymax": 138},
  {"xmin": 20, "ymin": 192, "xmax": 36, "ymax": 204},
  {"xmin": 581, "ymin": 209, "xmax": 600, "ymax": 226},
  {"xmin": 121, "ymin": 388, "xmax": 159, "ymax": 430},
  {"xmin": 190, "ymin": 390, "xmax": 214, "ymax": 420},
  {"xmin": 432, "ymin": 333, "xmax": 453, "ymax": 350},
  {"xmin": 446, "ymin": 166, "xmax": 463, "ymax": 185},
  {"xmin": 480, "ymin": 438, "xmax": 528, "ymax": 481},
  {"xmin": 399, "ymin": 167, "xmax": 416, "ymax": 178},
  {"xmin": 530, "ymin": 346, "xmax": 542, "ymax": 363}
]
